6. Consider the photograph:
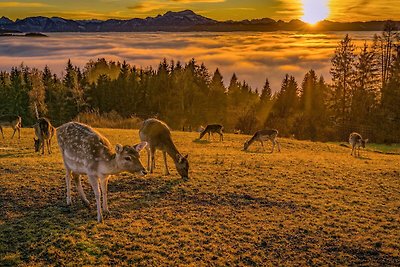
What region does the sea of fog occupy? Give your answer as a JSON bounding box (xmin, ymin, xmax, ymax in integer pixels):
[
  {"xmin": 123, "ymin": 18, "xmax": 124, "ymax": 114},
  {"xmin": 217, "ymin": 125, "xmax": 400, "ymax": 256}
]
[{"xmin": 0, "ymin": 31, "xmax": 379, "ymax": 91}]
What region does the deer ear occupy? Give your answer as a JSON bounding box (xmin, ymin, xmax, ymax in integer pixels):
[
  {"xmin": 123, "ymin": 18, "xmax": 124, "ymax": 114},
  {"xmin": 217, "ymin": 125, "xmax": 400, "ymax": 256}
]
[
  {"xmin": 176, "ymin": 153, "xmax": 183, "ymax": 163},
  {"xmin": 115, "ymin": 144, "xmax": 123, "ymax": 154},
  {"xmin": 184, "ymin": 154, "xmax": 188, "ymax": 159},
  {"xmin": 134, "ymin": 141, "xmax": 147, "ymax": 152},
  {"xmin": 364, "ymin": 139, "xmax": 369, "ymax": 143}
]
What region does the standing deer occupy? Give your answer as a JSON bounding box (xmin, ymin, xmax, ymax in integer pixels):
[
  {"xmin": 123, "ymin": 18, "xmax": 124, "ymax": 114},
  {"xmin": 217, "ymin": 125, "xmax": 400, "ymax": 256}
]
[
  {"xmin": 199, "ymin": 124, "xmax": 224, "ymax": 141},
  {"xmin": 57, "ymin": 122, "xmax": 147, "ymax": 222},
  {"xmin": 0, "ymin": 115, "xmax": 22, "ymax": 139},
  {"xmin": 349, "ymin": 132, "xmax": 368, "ymax": 157},
  {"xmin": 34, "ymin": 117, "xmax": 55, "ymax": 154},
  {"xmin": 139, "ymin": 118, "xmax": 189, "ymax": 179},
  {"xmin": 243, "ymin": 129, "xmax": 281, "ymax": 153}
]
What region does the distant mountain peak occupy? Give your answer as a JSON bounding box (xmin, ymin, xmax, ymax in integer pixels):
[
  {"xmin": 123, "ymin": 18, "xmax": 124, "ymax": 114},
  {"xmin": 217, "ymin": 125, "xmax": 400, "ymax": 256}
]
[
  {"xmin": 0, "ymin": 11, "xmax": 398, "ymax": 32},
  {"xmin": 0, "ymin": 16, "xmax": 13, "ymax": 24}
]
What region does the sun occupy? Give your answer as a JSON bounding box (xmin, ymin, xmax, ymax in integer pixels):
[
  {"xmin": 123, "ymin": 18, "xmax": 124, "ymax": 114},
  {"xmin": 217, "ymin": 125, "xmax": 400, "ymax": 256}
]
[{"xmin": 301, "ymin": 0, "xmax": 329, "ymax": 25}]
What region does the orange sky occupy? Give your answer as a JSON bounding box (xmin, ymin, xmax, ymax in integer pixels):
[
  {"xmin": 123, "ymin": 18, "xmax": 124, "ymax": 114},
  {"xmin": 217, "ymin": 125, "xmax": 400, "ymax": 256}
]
[{"xmin": 0, "ymin": 0, "xmax": 399, "ymax": 21}]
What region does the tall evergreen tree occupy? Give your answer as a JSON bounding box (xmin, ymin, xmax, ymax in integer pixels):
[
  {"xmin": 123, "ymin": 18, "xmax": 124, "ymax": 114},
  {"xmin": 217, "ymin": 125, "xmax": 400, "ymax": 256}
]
[{"xmin": 330, "ymin": 34, "xmax": 356, "ymax": 123}]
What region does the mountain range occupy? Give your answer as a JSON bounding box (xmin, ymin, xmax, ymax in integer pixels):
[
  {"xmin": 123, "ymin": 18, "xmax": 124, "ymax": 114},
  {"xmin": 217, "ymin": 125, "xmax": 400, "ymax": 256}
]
[{"xmin": 1, "ymin": 10, "xmax": 399, "ymax": 33}]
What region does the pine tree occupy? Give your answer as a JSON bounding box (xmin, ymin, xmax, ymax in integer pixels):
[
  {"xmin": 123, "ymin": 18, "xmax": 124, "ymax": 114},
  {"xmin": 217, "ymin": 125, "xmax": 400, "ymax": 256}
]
[{"xmin": 330, "ymin": 34, "xmax": 356, "ymax": 123}]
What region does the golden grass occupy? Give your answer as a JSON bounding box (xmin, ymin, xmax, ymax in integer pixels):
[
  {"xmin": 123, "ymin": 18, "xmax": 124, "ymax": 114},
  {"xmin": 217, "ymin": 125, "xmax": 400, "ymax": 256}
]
[{"xmin": 0, "ymin": 128, "xmax": 399, "ymax": 266}]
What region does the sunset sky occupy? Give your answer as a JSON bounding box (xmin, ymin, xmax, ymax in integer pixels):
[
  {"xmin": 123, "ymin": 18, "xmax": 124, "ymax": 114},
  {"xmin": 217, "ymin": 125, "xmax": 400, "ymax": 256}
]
[{"xmin": 1, "ymin": 0, "xmax": 399, "ymax": 22}]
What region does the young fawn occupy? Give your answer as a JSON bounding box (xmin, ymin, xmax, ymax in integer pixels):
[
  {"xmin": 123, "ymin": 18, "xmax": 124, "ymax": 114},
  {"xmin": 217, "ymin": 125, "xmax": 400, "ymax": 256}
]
[
  {"xmin": 0, "ymin": 115, "xmax": 22, "ymax": 139},
  {"xmin": 244, "ymin": 129, "xmax": 281, "ymax": 153},
  {"xmin": 199, "ymin": 124, "xmax": 224, "ymax": 141},
  {"xmin": 349, "ymin": 132, "xmax": 368, "ymax": 157},
  {"xmin": 139, "ymin": 118, "xmax": 189, "ymax": 179},
  {"xmin": 34, "ymin": 117, "xmax": 55, "ymax": 154},
  {"xmin": 57, "ymin": 122, "xmax": 147, "ymax": 222}
]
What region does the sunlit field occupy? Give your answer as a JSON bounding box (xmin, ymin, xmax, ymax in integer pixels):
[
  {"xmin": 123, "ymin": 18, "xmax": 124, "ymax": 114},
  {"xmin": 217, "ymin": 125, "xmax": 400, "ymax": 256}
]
[{"xmin": 0, "ymin": 127, "xmax": 399, "ymax": 265}]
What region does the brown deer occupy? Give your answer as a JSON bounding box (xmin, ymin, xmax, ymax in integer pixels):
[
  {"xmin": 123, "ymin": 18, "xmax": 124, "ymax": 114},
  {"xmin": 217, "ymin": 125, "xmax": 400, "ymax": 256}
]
[
  {"xmin": 0, "ymin": 115, "xmax": 22, "ymax": 139},
  {"xmin": 139, "ymin": 118, "xmax": 189, "ymax": 179},
  {"xmin": 199, "ymin": 124, "xmax": 224, "ymax": 141},
  {"xmin": 244, "ymin": 129, "xmax": 281, "ymax": 153},
  {"xmin": 349, "ymin": 132, "xmax": 368, "ymax": 157},
  {"xmin": 57, "ymin": 122, "xmax": 147, "ymax": 222},
  {"xmin": 34, "ymin": 117, "xmax": 55, "ymax": 154}
]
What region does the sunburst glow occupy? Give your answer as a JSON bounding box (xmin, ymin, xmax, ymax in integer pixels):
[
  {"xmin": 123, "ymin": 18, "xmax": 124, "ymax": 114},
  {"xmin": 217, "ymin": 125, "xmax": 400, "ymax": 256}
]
[{"xmin": 301, "ymin": 0, "xmax": 329, "ymax": 25}]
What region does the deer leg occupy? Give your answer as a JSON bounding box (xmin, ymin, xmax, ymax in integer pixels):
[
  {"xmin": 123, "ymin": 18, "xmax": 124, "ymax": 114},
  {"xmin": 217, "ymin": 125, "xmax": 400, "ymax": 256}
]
[
  {"xmin": 41, "ymin": 139, "xmax": 45, "ymax": 155},
  {"xmin": 88, "ymin": 175, "xmax": 102, "ymax": 223},
  {"xmin": 276, "ymin": 139, "xmax": 281, "ymax": 152},
  {"xmin": 220, "ymin": 132, "xmax": 223, "ymax": 142},
  {"xmin": 162, "ymin": 151, "xmax": 170, "ymax": 175},
  {"xmin": 17, "ymin": 126, "xmax": 20, "ymax": 139},
  {"xmin": 47, "ymin": 139, "xmax": 51, "ymax": 154},
  {"xmin": 65, "ymin": 167, "xmax": 72, "ymax": 206},
  {"xmin": 99, "ymin": 175, "xmax": 110, "ymax": 215},
  {"xmin": 11, "ymin": 126, "xmax": 16, "ymax": 139},
  {"xmin": 145, "ymin": 146, "xmax": 151, "ymax": 172},
  {"xmin": 0, "ymin": 127, "xmax": 3, "ymax": 138},
  {"xmin": 72, "ymin": 173, "xmax": 89, "ymax": 207},
  {"xmin": 259, "ymin": 140, "xmax": 264, "ymax": 151},
  {"xmin": 150, "ymin": 146, "xmax": 156, "ymax": 173},
  {"xmin": 271, "ymin": 140, "xmax": 275, "ymax": 153}
]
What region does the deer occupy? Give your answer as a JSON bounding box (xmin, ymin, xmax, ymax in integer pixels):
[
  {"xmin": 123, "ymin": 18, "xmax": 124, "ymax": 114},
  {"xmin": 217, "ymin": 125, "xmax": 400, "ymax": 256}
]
[
  {"xmin": 139, "ymin": 118, "xmax": 189, "ymax": 179},
  {"xmin": 349, "ymin": 132, "xmax": 368, "ymax": 157},
  {"xmin": 243, "ymin": 129, "xmax": 281, "ymax": 153},
  {"xmin": 0, "ymin": 115, "xmax": 22, "ymax": 139},
  {"xmin": 57, "ymin": 122, "xmax": 147, "ymax": 223},
  {"xmin": 199, "ymin": 124, "xmax": 224, "ymax": 141},
  {"xmin": 33, "ymin": 117, "xmax": 56, "ymax": 154}
]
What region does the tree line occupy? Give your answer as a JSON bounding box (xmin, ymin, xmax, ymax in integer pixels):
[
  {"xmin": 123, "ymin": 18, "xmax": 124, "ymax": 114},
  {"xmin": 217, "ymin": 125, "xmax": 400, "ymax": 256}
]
[{"xmin": 0, "ymin": 22, "xmax": 399, "ymax": 143}]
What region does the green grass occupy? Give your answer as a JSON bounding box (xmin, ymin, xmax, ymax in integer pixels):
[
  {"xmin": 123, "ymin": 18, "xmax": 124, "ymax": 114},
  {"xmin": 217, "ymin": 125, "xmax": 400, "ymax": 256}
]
[{"xmin": 0, "ymin": 128, "xmax": 399, "ymax": 266}]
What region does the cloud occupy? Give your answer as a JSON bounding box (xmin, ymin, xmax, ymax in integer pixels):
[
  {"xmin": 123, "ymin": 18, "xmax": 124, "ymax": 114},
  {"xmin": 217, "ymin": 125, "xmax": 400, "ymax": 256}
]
[
  {"xmin": 0, "ymin": 1, "xmax": 49, "ymax": 8},
  {"xmin": 0, "ymin": 31, "xmax": 377, "ymax": 91}
]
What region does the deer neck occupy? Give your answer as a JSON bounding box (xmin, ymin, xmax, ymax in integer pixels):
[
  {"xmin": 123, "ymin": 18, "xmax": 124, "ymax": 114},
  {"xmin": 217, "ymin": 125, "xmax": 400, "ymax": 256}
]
[
  {"xmin": 99, "ymin": 153, "xmax": 121, "ymax": 175},
  {"xmin": 165, "ymin": 139, "xmax": 181, "ymax": 163},
  {"xmin": 248, "ymin": 134, "xmax": 257, "ymax": 145}
]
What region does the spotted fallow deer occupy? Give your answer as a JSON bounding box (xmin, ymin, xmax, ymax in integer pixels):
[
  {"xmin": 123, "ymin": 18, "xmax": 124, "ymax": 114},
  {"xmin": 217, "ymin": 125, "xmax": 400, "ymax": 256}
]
[
  {"xmin": 0, "ymin": 115, "xmax": 21, "ymax": 139},
  {"xmin": 57, "ymin": 122, "xmax": 147, "ymax": 222},
  {"xmin": 244, "ymin": 129, "xmax": 281, "ymax": 153},
  {"xmin": 199, "ymin": 124, "xmax": 224, "ymax": 141},
  {"xmin": 34, "ymin": 117, "xmax": 55, "ymax": 154},
  {"xmin": 139, "ymin": 118, "xmax": 189, "ymax": 179},
  {"xmin": 349, "ymin": 132, "xmax": 368, "ymax": 157}
]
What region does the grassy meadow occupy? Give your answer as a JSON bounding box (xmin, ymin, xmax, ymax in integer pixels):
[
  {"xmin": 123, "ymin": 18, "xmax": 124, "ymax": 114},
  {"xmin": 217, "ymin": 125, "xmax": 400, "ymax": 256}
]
[{"xmin": 0, "ymin": 127, "xmax": 399, "ymax": 266}]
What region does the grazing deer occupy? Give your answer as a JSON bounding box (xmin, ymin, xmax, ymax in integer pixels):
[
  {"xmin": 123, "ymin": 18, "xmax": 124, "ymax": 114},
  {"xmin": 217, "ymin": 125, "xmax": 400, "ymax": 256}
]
[
  {"xmin": 139, "ymin": 118, "xmax": 189, "ymax": 179},
  {"xmin": 57, "ymin": 122, "xmax": 147, "ymax": 222},
  {"xmin": 33, "ymin": 117, "xmax": 55, "ymax": 154},
  {"xmin": 244, "ymin": 129, "xmax": 281, "ymax": 153},
  {"xmin": 0, "ymin": 115, "xmax": 22, "ymax": 139},
  {"xmin": 199, "ymin": 124, "xmax": 224, "ymax": 141},
  {"xmin": 349, "ymin": 132, "xmax": 368, "ymax": 157}
]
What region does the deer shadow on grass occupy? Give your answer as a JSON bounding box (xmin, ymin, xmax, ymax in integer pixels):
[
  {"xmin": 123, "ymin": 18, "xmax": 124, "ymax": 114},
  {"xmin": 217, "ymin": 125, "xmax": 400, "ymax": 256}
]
[
  {"xmin": 107, "ymin": 175, "xmax": 185, "ymax": 213},
  {"xmin": 243, "ymin": 149, "xmax": 276, "ymax": 154}
]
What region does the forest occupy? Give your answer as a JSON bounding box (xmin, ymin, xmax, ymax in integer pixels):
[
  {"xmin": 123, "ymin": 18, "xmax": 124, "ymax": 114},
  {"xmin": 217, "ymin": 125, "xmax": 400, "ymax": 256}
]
[{"xmin": 0, "ymin": 22, "xmax": 399, "ymax": 143}]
